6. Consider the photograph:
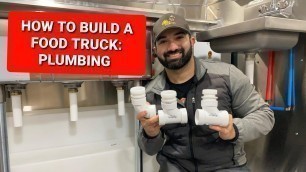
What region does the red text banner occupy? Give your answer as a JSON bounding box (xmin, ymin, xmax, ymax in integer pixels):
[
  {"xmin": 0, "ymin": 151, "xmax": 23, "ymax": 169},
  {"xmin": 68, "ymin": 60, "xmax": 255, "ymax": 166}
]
[{"xmin": 7, "ymin": 11, "xmax": 146, "ymax": 75}]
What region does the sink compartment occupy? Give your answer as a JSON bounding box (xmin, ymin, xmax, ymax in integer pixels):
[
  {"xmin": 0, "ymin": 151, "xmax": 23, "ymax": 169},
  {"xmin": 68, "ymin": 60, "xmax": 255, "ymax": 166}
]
[{"xmin": 196, "ymin": 16, "xmax": 306, "ymax": 53}]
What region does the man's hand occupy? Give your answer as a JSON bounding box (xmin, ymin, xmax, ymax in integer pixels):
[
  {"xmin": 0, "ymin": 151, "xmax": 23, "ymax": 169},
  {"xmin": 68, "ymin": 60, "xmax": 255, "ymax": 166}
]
[
  {"xmin": 137, "ymin": 111, "xmax": 160, "ymax": 138},
  {"xmin": 209, "ymin": 114, "xmax": 236, "ymax": 140}
]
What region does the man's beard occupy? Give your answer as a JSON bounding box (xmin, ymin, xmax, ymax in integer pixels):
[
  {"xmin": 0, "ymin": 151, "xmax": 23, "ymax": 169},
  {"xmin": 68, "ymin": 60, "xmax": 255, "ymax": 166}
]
[{"xmin": 157, "ymin": 46, "xmax": 192, "ymax": 70}]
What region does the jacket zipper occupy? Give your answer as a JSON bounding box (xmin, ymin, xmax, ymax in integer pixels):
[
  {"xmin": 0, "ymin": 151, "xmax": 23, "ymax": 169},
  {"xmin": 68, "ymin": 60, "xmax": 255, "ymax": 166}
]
[{"xmin": 188, "ymin": 90, "xmax": 198, "ymax": 172}]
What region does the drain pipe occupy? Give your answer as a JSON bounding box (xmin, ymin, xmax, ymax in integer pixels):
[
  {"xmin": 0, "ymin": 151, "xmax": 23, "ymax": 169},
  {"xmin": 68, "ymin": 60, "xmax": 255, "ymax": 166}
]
[
  {"xmin": 112, "ymin": 81, "xmax": 126, "ymax": 117},
  {"xmin": 245, "ymin": 53, "xmax": 256, "ymax": 84},
  {"xmin": 6, "ymin": 84, "xmax": 26, "ymax": 127},
  {"xmin": 0, "ymin": 85, "xmax": 10, "ymax": 172},
  {"xmin": 63, "ymin": 82, "xmax": 82, "ymax": 122}
]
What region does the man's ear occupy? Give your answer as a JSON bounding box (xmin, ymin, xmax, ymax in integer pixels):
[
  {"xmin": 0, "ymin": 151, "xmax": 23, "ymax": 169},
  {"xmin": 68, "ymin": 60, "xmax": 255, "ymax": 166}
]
[
  {"xmin": 190, "ymin": 36, "xmax": 196, "ymax": 45},
  {"xmin": 152, "ymin": 47, "xmax": 157, "ymax": 57}
]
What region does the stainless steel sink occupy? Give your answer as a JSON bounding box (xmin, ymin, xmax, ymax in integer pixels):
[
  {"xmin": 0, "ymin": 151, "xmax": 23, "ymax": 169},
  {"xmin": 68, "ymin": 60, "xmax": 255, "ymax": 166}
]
[{"xmin": 196, "ymin": 16, "xmax": 306, "ymax": 53}]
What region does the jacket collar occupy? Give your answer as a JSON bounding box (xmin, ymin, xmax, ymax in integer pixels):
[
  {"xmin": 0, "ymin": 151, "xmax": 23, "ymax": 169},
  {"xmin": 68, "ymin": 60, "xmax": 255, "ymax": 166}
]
[{"xmin": 146, "ymin": 58, "xmax": 207, "ymax": 95}]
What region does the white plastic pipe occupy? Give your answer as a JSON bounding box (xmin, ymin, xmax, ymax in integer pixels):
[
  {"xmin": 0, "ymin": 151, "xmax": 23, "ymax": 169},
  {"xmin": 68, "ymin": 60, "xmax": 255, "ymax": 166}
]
[
  {"xmin": 117, "ymin": 88, "xmax": 125, "ymax": 116},
  {"xmin": 195, "ymin": 89, "xmax": 229, "ymax": 126},
  {"xmin": 130, "ymin": 86, "xmax": 156, "ymax": 118},
  {"xmin": 69, "ymin": 89, "xmax": 78, "ymax": 122},
  {"xmin": 245, "ymin": 53, "xmax": 256, "ymax": 84},
  {"xmin": 158, "ymin": 90, "xmax": 188, "ymax": 125},
  {"xmin": 11, "ymin": 92, "xmax": 23, "ymax": 127}
]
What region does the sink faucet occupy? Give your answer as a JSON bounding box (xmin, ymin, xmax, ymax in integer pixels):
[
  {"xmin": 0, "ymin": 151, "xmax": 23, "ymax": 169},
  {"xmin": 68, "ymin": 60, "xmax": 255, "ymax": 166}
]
[
  {"xmin": 277, "ymin": 0, "xmax": 290, "ymax": 9},
  {"xmin": 270, "ymin": 0, "xmax": 278, "ymax": 10}
]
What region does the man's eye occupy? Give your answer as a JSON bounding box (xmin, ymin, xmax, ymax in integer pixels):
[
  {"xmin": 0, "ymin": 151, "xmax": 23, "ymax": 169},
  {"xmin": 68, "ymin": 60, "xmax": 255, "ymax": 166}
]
[
  {"xmin": 176, "ymin": 35, "xmax": 184, "ymax": 39},
  {"xmin": 158, "ymin": 40, "xmax": 166, "ymax": 44}
]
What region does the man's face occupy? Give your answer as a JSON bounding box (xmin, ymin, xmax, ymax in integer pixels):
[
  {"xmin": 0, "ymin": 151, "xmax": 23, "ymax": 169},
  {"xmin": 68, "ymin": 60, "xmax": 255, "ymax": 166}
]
[{"xmin": 154, "ymin": 28, "xmax": 194, "ymax": 70}]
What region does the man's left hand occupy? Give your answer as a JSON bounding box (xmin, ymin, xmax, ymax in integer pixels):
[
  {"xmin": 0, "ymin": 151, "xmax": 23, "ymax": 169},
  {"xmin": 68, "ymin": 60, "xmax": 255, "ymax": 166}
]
[{"xmin": 209, "ymin": 114, "xmax": 235, "ymax": 140}]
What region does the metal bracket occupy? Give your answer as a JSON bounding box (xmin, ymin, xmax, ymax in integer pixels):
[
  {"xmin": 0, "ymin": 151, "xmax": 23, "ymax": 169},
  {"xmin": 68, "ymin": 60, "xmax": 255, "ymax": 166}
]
[{"xmin": 63, "ymin": 82, "xmax": 83, "ymax": 88}]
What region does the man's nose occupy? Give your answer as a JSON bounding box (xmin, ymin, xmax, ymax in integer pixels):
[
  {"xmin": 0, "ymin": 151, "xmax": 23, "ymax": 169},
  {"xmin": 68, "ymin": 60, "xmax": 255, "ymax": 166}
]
[{"xmin": 167, "ymin": 41, "xmax": 180, "ymax": 51}]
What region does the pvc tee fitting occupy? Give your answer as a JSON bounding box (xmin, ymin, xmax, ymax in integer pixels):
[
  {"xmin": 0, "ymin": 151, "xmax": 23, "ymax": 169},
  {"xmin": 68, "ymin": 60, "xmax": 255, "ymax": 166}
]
[
  {"xmin": 195, "ymin": 89, "xmax": 229, "ymax": 126},
  {"xmin": 158, "ymin": 90, "xmax": 188, "ymax": 125},
  {"xmin": 130, "ymin": 86, "xmax": 156, "ymax": 118}
]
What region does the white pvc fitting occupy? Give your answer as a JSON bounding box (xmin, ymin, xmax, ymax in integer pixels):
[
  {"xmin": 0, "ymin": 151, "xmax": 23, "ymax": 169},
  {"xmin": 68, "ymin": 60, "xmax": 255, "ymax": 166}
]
[
  {"xmin": 68, "ymin": 89, "xmax": 78, "ymax": 122},
  {"xmin": 158, "ymin": 90, "xmax": 188, "ymax": 125},
  {"xmin": 195, "ymin": 109, "xmax": 229, "ymax": 126},
  {"xmin": 195, "ymin": 89, "xmax": 229, "ymax": 126},
  {"xmin": 245, "ymin": 53, "xmax": 256, "ymax": 84},
  {"xmin": 130, "ymin": 86, "xmax": 156, "ymax": 118},
  {"xmin": 117, "ymin": 88, "xmax": 125, "ymax": 116},
  {"xmin": 11, "ymin": 92, "xmax": 23, "ymax": 127}
]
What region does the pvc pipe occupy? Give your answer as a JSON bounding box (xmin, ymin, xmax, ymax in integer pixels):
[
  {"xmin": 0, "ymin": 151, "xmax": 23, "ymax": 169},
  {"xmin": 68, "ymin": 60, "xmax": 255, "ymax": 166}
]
[
  {"xmin": 117, "ymin": 88, "xmax": 125, "ymax": 116},
  {"xmin": 130, "ymin": 86, "xmax": 156, "ymax": 118},
  {"xmin": 270, "ymin": 106, "xmax": 285, "ymax": 111},
  {"xmin": 245, "ymin": 53, "xmax": 256, "ymax": 84},
  {"xmin": 287, "ymin": 49, "xmax": 293, "ymax": 107},
  {"xmin": 195, "ymin": 89, "xmax": 229, "ymax": 126},
  {"xmin": 271, "ymin": 51, "xmax": 275, "ymax": 103},
  {"xmin": 291, "ymin": 49, "xmax": 295, "ymax": 107},
  {"xmin": 266, "ymin": 51, "xmax": 274, "ymax": 102},
  {"xmin": 11, "ymin": 91, "xmax": 23, "ymax": 127},
  {"xmin": 68, "ymin": 88, "xmax": 78, "ymax": 122},
  {"xmin": 268, "ymin": 49, "xmax": 295, "ymax": 111},
  {"xmin": 0, "ymin": 85, "xmax": 10, "ymax": 172},
  {"xmin": 158, "ymin": 90, "xmax": 188, "ymax": 125}
]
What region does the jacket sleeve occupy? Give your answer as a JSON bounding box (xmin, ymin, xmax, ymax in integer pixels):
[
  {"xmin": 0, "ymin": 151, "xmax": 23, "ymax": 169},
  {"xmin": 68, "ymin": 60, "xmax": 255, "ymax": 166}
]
[
  {"xmin": 229, "ymin": 65, "xmax": 275, "ymax": 143},
  {"xmin": 137, "ymin": 128, "xmax": 165, "ymax": 155}
]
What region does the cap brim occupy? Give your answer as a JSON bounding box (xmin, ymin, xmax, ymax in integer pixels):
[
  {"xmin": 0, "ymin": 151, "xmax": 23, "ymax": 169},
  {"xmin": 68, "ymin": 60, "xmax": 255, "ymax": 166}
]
[{"xmin": 154, "ymin": 26, "xmax": 191, "ymax": 43}]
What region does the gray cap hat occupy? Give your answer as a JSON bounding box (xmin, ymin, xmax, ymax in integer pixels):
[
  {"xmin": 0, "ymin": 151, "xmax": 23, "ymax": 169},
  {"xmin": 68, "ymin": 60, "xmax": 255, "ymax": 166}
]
[{"xmin": 153, "ymin": 13, "xmax": 190, "ymax": 43}]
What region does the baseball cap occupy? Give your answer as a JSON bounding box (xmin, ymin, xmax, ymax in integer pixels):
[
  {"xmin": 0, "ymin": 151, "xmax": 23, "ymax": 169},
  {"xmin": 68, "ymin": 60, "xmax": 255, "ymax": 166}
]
[{"xmin": 153, "ymin": 13, "xmax": 191, "ymax": 43}]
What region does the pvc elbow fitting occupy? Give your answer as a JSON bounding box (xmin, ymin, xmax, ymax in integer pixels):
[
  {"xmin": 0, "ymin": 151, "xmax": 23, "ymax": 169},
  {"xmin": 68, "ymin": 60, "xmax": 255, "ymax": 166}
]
[
  {"xmin": 195, "ymin": 89, "xmax": 229, "ymax": 126},
  {"xmin": 130, "ymin": 86, "xmax": 156, "ymax": 118},
  {"xmin": 158, "ymin": 90, "xmax": 188, "ymax": 125}
]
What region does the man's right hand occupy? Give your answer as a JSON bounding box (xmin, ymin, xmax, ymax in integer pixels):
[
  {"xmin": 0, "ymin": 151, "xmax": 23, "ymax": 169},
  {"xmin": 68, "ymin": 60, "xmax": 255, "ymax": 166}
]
[{"xmin": 137, "ymin": 111, "xmax": 160, "ymax": 138}]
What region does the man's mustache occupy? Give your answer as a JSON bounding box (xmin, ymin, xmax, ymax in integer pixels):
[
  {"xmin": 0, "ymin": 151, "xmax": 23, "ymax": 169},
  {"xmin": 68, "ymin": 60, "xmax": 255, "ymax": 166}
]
[{"xmin": 164, "ymin": 48, "xmax": 184, "ymax": 58}]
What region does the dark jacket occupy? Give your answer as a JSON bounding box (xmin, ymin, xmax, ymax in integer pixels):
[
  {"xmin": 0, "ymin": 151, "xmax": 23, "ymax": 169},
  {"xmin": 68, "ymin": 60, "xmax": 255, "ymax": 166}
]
[{"xmin": 138, "ymin": 58, "xmax": 274, "ymax": 172}]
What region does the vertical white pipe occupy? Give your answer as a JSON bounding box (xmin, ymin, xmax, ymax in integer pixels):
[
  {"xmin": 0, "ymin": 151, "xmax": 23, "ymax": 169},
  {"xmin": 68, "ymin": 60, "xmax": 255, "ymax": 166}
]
[
  {"xmin": 69, "ymin": 89, "xmax": 78, "ymax": 122},
  {"xmin": 11, "ymin": 92, "xmax": 23, "ymax": 127},
  {"xmin": 117, "ymin": 88, "xmax": 125, "ymax": 116},
  {"xmin": 245, "ymin": 53, "xmax": 256, "ymax": 84}
]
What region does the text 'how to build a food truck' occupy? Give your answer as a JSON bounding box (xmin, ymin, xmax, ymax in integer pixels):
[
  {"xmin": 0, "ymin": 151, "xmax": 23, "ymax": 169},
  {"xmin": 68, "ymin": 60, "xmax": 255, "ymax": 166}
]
[{"xmin": 7, "ymin": 11, "xmax": 146, "ymax": 75}]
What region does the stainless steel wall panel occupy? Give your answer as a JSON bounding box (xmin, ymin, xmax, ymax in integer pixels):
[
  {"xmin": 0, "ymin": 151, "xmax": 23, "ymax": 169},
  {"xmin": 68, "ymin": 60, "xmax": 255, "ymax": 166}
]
[{"xmin": 243, "ymin": 34, "xmax": 306, "ymax": 172}]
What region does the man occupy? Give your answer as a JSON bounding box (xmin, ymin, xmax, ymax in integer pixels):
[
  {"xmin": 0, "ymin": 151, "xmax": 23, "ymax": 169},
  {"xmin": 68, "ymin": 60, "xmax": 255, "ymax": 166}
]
[{"xmin": 137, "ymin": 13, "xmax": 274, "ymax": 172}]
